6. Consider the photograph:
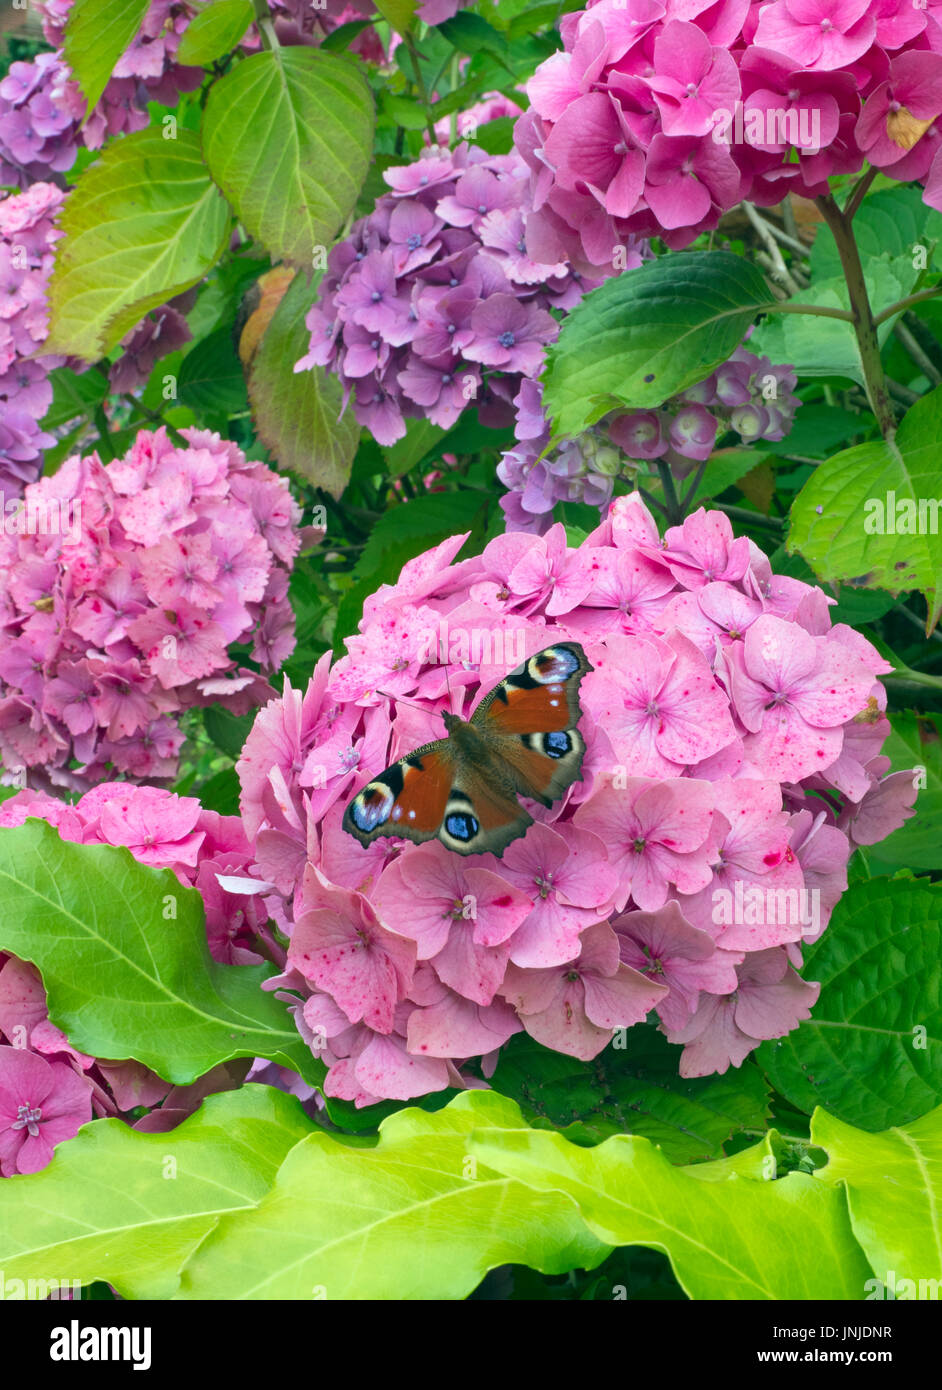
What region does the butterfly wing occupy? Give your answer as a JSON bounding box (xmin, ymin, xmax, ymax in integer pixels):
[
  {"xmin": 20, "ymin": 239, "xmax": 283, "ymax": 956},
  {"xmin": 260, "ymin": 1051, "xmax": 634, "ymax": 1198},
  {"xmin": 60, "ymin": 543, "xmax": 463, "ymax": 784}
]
[
  {"xmin": 470, "ymin": 641, "xmax": 593, "ymax": 806},
  {"xmin": 342, "ymin": 735, "xmax": 532, "ymax": 856}
]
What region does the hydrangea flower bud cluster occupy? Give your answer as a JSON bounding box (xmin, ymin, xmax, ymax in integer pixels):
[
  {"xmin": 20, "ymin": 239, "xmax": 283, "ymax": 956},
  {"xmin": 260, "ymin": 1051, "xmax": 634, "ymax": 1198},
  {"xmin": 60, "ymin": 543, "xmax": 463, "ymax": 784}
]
[
  {"xmin": 515, "ymin": 0, "xmax": 942, "ymax": 262},
  {"xmin": 0, "ymin": 783, "xmax": 271, "ymax": 1173},
  {"xmin": 0, "ymin": 183, "xmax": 67, "ymax": 495},
  {"xmin": 295, "ymin": 143, "xmax": 645, "ymax": 445},
  {"xmin": 0, "ymin": 427, "xmax": 301, "ymax": 790},
  {"xmin": 236, "ymin": 495, "xmax": 916, "ymax": 1107},
  {"xmin": 498, "ymin": 348, "xmax": 801, "ymax": 533}
]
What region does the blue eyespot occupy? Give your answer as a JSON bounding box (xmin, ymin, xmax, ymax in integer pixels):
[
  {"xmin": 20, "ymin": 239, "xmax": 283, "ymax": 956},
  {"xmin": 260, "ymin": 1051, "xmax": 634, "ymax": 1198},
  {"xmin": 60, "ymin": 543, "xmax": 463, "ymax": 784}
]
[
  {"xmin": 445, "ymin": 811, "xmax": 480, "ymax": 842},
  {"xmin": 533, "ymin": 647, "xmax": 579, "ymax": 683},
  {"xmin": 352, "ymin": 785, "xmax": 394, "ymax": 831},
  {"xmin": 545, "ymin": 731, "xmax": 570, "ymax": 759}
]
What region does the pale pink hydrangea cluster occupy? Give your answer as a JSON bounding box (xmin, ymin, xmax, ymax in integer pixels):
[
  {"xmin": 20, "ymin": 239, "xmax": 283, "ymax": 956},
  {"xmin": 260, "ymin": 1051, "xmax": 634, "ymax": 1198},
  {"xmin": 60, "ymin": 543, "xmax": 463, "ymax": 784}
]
[
  {"xmin": 516, "ymin": 0, "xmax": 942, "ymax": 262},
  {"xmin": 236, "ymin": 495, "xmax": 916, "ymax": 1105},
  {"xmin": 0, "ymin": 782, "xmax": 270, "ymax": 1173},
  {"xmin": 499, "ymin": 346, "xmax": 801, "ymax": 532},
  {"xmin": 0, "ymin": 183, "xmax": 67, "ymax": 495},
  {"xmin": 296, "ymin": 143, "xmax": 645, "ymax": 445},
  {"xmin": 0, "ymin": 427, "xmax": 300, "ymax": 789}
]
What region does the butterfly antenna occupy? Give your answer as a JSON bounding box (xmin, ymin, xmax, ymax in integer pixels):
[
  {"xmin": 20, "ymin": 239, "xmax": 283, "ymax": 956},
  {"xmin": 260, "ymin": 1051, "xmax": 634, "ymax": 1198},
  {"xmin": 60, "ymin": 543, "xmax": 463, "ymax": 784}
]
[{"xmin": 376, "ymin": 689, "xmax": 428, "ymax": 714}]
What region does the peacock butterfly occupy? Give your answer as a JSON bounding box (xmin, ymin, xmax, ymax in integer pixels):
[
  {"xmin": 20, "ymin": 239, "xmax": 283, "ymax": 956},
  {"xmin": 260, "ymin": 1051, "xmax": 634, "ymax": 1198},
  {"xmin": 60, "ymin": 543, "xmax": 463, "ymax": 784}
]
[{"xmin": 342, "ymin": 641, "xmax": 593, "ymax": 856}]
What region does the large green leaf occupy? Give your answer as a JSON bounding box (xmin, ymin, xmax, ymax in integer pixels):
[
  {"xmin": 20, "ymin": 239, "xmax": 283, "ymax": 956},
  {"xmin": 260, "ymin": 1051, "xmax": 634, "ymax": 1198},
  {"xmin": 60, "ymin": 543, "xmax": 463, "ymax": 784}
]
[
  {"xmin": 541, "ymin": 251, "xmax": 775, "ymax": 435},
  {"xmin": 471, "ymin": 1118, "xmax": 871, "ymax": 1299},
  {"xmin": 490, "ymin": 1027, "xmax": 771, "ymax": 1163},
  {"xmin": 871, "ymin": 712, "xmax": 942, "ymax": 870},
  {"xmin": 63, "ymin": 0, "xmax": 150, "ymax": 117},
  {"xmin": 0, "ymin": 1087, "xmax": 312, "ymax": 1300},
  {"xmin": 812, "ymin": 185, "xmax": 942, "ymax": 281},
  {"xmin": 176, "ymin": 1093, "xmax": 608, "ymax": 1298},
  {"xmin": 248, "ymin": 270, "xmax": 359, "ymax": 495},
  {"xmin": 759, "ymin": 879, "xmax": 942, "ymax": 1131},
  {"xmin": 44, "ymin": 129, "xmax": 231, "ymax": 361},
  {"xmin": 202, "ymin": 47, "xmax": 374, "ymax": 267},
  {"xmin": 812, "ymin": 1106, "xmax": 942, "ymax": 1295},
  {"xmin": 750, "ymin": 261, "xmax": 911, "ymax": 386},
  {"xmin": 0, "ymin": 821, "xmax": 322, "ymax": 1086},
  {"xmin": 176, "ymin": 0, "xmax": 255, "ymax": 65},
  {"xmin": 789, "ymin": 386, "xmax": 942, "ymax": 630}
]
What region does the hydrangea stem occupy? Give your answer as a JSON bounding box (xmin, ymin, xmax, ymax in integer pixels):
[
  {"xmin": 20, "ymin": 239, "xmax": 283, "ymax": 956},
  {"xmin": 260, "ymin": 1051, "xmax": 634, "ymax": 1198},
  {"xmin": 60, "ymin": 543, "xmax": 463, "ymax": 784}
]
[{"xmin": 814, "ymin": 192, "xmax": 897, "ymax": 441}]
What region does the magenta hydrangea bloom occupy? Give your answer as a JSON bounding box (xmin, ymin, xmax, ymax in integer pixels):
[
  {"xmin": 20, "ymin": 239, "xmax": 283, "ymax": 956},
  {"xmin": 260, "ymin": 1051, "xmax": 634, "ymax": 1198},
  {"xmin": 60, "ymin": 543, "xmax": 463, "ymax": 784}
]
[
  {"xmin": 0, "ymin": 428, "xmax": 301, "ymax": 789},
  {"xmin": 238, "ymin": 494, "xmax": 916, "ymax": 1100},
  {"xmin": 0, "ymin": 1046, "xmax": 94, "ymax": 1175},
  {"xmin": 516, "ymin": 0, "xmax": 942, "ymax": 253}
]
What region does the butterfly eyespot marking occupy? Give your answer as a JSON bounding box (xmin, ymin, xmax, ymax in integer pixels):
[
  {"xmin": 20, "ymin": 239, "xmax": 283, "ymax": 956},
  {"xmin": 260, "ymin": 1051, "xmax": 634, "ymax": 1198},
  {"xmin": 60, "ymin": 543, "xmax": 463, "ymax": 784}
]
[
  {"xmin": 544, "ymin": 730, "xmax": 571, "ymax": 759},
  {"xmin": 445, "ymin": 810, "xmax": 480, "ymax": 842},
  {"xmin": 351, "ymin": 784, "xmax": 395, "ymax": 831},
  {"xmin": 529, "ymin": 647, "xmax": 581, "ymax": 684}
]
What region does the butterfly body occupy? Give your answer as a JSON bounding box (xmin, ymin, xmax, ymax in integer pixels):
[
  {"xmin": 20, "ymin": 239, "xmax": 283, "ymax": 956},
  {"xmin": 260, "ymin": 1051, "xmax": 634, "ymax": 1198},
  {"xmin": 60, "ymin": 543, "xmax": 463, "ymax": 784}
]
[{"xmin": 342, "ymin": 642, "xmax": 593, "ymax": 857}]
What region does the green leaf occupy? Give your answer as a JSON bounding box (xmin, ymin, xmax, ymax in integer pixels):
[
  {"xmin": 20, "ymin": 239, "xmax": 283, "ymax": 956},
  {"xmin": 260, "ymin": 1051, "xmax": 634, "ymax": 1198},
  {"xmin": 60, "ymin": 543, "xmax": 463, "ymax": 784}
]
[
  {"xmin": 439, "ymin": 11, "xmax": 512, "ymax": 55},
  {"xmin": 40, "ymin": 366, "xmax": 108, "ymax": 430},
  {"xmin": 811, "ymin": 1105, "xmax": 942, "ymax": 1294},
  {"xmin": 471, "ymin": 1121, "xmax": 872, "ymax": 1299},
  {"xmin": 814, "ymin": 185, "xmax": 942, "ymax": 280},
  {"xmin": 177, "ymin": 1092, "xmax": 608, "ymax": 1298},
  {"xmin": 873, "ymin": 713, "xmax": 942, "ymax": 870},
  {"xmin": 542, "ymin": 251, "xmax": 775, "ymax": 436},
  {"xmin": 353, "ymin": 490, "xmax": 484, "ymax": 582},
  {"xmin": 788, "ymin": 385, "xmax": 942, "ymax": 629},
  {"xmin": 381, "ymin": 417, "xmax": 447, "ymax": 476},
  {"xmin": 759, "ymin": 878, "xmax": 942, "ymax": 1131},
  {"xmin": 44, "ymin": 129, "xmax": 231, "ymax": 362},
  {"xmin": 194, "ymin": 766, "xmax": 242, "ymax": 815},
  {"xmin": 379, "ymin": 90, "xmax": 430, "ymax": 131},
  {"xmin": 63, "ymin": 0, "xmax": 150, "ymax": 117},
  {"xmin": 177, "ymin": 326, "xmax": 248, "ymax": 415},
  {"xmin": 0, "ymin": 1087, "xmax": 313, "ymax": 1300},
  {"xmin": 761, "ymin": 402, "xmax": 867, "ymax": 460},
  {"xmin": 203, "ymin": 704, "xmax": 255, "ymax": 761},
  {"xmin": 0, "ymin": 821, "xmax": 322, "ymax": 1086},
  {"xmin": 689, "ymin": 447, "xmax": 770, "ymax": 505},
  {"xmin": 248, "ymin": 270, "xmax": 360, "ymax": 496},
  {"xmin": 373, "ymin": 0, "xmax": 417, "ymax": 32},
  {"xmin": 176, "ymin": 0, "xmax": 255, "ymax": 65},
  {"xmin": 750, "ymin": 262, "xmax": 912, "ymax": 387},
  {"xmin": 202, "ymin": 47, "xmax": 374, "ymax": 268},
  {"xmin": 490, "ymin": 1027, "xmax": 771, "ymax": 1163}
]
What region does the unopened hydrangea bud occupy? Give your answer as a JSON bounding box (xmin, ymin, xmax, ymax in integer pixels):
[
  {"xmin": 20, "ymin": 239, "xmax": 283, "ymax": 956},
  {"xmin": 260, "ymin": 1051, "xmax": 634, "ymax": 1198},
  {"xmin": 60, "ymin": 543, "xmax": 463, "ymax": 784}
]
[
  {"xmin": 608, "ymin": 411, "xmax": 667, "ymax": 459},
  {"xmin": 669, "ymin": 405, "xmax": 718, "ymax": 461}
]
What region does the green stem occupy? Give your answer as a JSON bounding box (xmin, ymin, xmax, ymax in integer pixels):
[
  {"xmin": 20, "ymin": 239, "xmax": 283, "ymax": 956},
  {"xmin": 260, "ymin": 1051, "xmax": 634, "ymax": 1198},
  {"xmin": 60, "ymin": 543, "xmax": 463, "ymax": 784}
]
[
  {"xmin": 814, "ymin": 193, "xmax": 897, "ymax": 440},
  {"xmin": 711, "ymin": 501, "xmax": 783, "ymax": 531},
  {"xmin": 93, "ymin": 405, "xmax": 115, "ymax": 461},
  {"xmin": 656, "ymin": 458, "xmax": 682, "ymax": 525},
  {"xmin": 761, "ymin": 301, "xmax": 854, "ymax": 322},
  {"xmin": 843, "ymin": 166, "xmax": 878, "ymax": 222},
  {"xmin": 252, "ymin": 0, "xmax": 280, "ymax": 49},
  {"xmin": 677, "ymin": 456, "xmax": 709, "ymax": 516},
  {"xmin": 405, "ymin": 38, "xmax": 438, "ymax": 145},
  {"xmin": 873, "ymin": 287, "xmax": 942, "ymax": 327}
]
